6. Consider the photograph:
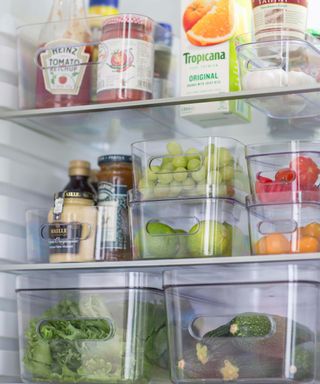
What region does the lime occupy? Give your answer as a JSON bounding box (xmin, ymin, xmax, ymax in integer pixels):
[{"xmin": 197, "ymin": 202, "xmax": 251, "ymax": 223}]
[
  {"xmin": 135, "ymin": 222, "xmax": 179, "ymax": 259},
  {"xmin": 187, "ymin": 220, "xmax": 229, "ymax": 257},
  {"xmin": 175, "ymin": 229, "xmax": 189, "ymax": 258}
]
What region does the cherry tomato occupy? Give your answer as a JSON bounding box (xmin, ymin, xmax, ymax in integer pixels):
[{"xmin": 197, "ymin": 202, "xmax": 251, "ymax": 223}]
[
  {"xmin": 275, "ymin": 168, "xmax": 296, "ymax": 183},
  {"xmin": 289, "ymin": 156, "xmax": 319, "ymax": 189},
  {"xmin": 257, "ymin": 174, "xmax": 273, "ymax": 184}
]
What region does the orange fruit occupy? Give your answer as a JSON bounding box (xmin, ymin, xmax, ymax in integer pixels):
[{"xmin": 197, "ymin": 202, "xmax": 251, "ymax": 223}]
[
  {"xmin": 183, "ymin": 0, "xmax": 216, "ymax": 32},
  {"xmin": 302, "ymin": 222, "xmax": 320, "ymax": 239},
  {"xmin": 186, "ymin": 0, "xmax": 236, "ymax": 46},
  {"xmin": 255, "ymin": 233, "xmax": 290, "ymax": 255},
  {"xmin": 292, "ymin": 236, "xmax": 320, "ymax": 254}
]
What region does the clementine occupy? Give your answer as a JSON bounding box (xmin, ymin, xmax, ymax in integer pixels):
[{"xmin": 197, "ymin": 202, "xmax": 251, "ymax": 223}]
[
  {"xmin": 292, "ymin": 236, "xmax": 320, "ymax": 254},
  {"xmin": 255, "ymin": 233, "xmax": 290, "ymax": 255},
  {"xmin": 302, "ymin": 222, "xmax": 320, "ymax": 240},
  {"xmin": 183, "ymin": 0, "xmax": 215, "ymax": 32},
  {"xmin": 186, "ymin": 0, "xmax": 236, "ymax": 46}
]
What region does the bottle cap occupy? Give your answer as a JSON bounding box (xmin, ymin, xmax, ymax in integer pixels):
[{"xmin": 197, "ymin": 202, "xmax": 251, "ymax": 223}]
[
  {"xmin": 155, "ymin": 22, "xmax": 173, "ymax": 46},
  {"xmin": 90, "ymin": 0, "xmax": 119, "ymax": 7},
  {"xmin": 98, "ymin": 154, "xmax": 132, "ymax": 165},
  {"xmin": 69, "ymin": 160, "xmax": 91, "ymax": 177}
]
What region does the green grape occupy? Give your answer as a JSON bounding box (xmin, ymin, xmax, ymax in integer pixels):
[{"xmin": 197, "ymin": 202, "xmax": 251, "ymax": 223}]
[
  {"xmin": 173, "ymin": 167, "xmax": 188, "ymax": 182},
  {"xmin": 160, "ymin": 157, "xmax": 173, "ymax": 169},
  {"xmin": 204, "ymin": 143, "xmax": 216, "ymax": 154},
  {"xmin": 170, "ymin": 180, "xmax": 183, "ymax": 197},
  {"xmin": 185, "ymin": 147, "xmax": 201, "ymax": 161},
  {"xmin": 213, "ymin": 183, "xmax": 228, "ymax": 197},
  {"xmin": 221, "ymin": 165, "xmax": 235, "ymax": 182},
  {"xmin": 158, "ymin": 172, "xmax": 173, "ymax": 185},
  {"xmin": 138, "ymin": 177, "xmax": 155, "ymax": 191},
  {"xmin": 147, "ymin": 165, "xmax": 160, "ymax": 182},
  {"xmin": 204, "ymin": 155, "xmax": 216, "ymax": 171},
  {"xmin": 209, "ymin": 170, "xmax": 222, "ymax": 185},
  {"xmin": 161, "ymin": 161, "xmax": 175, "ymax": 172},
  {"xmin": 196, "ymin": 183, "xmax": 209, "ymax": 197},
  {"xmin": 172, "ymin": 156, "xmax": 187, "ymax": 169},
  {"xmin": 191, "ymin": 166, "xmax": 207, "ymax": 183},
  {"xmin": 153, "ymin": 184, "xmax": 171, "ymax": 198},
  {"xmin": 187, "ymin": 158, "xmax": 201, "ymax": 171},
  {"xmin": 216, "ymin": 147, "xmax": 234, "ymax": 168},
  {"xmin": 182, "ymin": 177, "xmax": 196, "ymax": 195},
  {"xmin": 167, "ymin": 141, "xmax": 183, "ymax": 155}
]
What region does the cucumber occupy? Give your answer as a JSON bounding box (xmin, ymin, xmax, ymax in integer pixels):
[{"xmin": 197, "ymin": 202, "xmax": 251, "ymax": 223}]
[{"xmin": 203, "ymin": 313, "xmax": 314, "ymax": 359}]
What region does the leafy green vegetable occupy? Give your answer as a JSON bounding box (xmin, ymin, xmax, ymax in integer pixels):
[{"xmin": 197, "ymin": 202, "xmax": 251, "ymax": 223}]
[{"xmin": 23, "ymin": 295, "xmax": 169, "ymax": 383}]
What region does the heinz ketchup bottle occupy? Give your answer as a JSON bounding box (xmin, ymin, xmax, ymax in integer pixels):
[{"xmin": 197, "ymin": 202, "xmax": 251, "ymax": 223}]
[{"xmin": 35, "ymin": 0, "xmax": 92, "ymax": 108}]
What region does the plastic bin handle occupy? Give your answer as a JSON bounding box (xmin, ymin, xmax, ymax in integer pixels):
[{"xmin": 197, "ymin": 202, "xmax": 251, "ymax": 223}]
[
  {"xmin": 258, "ymin": 219, "xmax": 298, "ymax": 235},
  {"xmin": 40, "ymin": 222, "xmax": 92, "ymax": 241},
  {"xmin": 37, "ymin": 317, "xmax": 114, "ymax": 341},
  {"xmin": 146, "ymin": 217, "xmax": 199, "ymax": 237}
]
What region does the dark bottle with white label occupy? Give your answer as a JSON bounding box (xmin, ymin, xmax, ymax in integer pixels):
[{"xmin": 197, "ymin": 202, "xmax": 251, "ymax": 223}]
[
  {"xmin": 95, "ymin": 155, "xmax": 133, "ymax": 261},
  {"xmin": 35, "ymin": 0, "xmax": 92, "ymax": 108}
]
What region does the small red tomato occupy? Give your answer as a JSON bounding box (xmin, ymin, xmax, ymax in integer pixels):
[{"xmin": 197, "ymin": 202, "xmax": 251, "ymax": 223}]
[
  {"xmin": 275, "ymin": 168, "xmax": 296, "ymax": 183},
  {"xmin": 257, "ymin": 174, "xmax": 273, "ymax": 184},
  {"xmin": 290, "ymin": 156, "xmax": 319, "ymax": 189}
]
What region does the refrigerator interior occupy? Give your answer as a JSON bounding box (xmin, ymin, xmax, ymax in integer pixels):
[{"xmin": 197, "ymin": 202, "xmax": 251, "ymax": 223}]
[{"xmin": 0, "ymin": 0, "xmax": 320, "ymax": 382}]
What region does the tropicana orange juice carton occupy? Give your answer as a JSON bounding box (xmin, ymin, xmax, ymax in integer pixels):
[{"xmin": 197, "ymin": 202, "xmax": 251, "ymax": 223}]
[{"xmin": 180, "ymin": 0, "xmax": 252, "ymax": 127}]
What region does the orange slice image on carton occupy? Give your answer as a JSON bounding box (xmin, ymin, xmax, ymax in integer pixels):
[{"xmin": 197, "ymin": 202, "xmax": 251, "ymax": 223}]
[{"xmin": 183, "ymin": 0, "xmax": 236, "ymax": 46}]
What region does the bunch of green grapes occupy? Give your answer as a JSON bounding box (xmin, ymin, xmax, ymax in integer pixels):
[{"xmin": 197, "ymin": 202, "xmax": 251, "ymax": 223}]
[{"xmin": 138, "ymin": 141, "xmax": 246, "ymax": 199}]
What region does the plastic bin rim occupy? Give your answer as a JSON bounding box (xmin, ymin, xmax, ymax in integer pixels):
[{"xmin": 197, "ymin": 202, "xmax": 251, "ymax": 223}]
[
  {"xmin": 16, "ymin": 12, "xmax": 157, "ymax": 32},
  {"xmin": 246, "ymin": 140, "xmax": 320, "ymax": 158},
  {"xmin": 235, "ymin": 32, "xmax": 319, "ymax": 51},
  {"xmin": 131, "ymin": 135, "xmax": 245, "ymax": 149},
  {"xmin": 128, "ymin": 191, "xmax": 246, "ymax": 206},
  {"xmin": 247, "ymin": 194, "xmax": 320, "ymax": 208}
]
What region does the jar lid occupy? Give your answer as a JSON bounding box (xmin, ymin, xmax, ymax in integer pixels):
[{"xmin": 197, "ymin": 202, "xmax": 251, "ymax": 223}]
[
  {"xmin": 98, "ymin": 154, "xmax": 132, "ymax": 165},
  {"xmin": 90, "ymin": 0, "xmax": 119, "ymax": 7},
  {"xmin": 102, "ymin": 14, "xmax": 153, "ymax": 28},
  {"xmin": 69, "ymin": 160, "xmax": 91, "ymax": 177}
]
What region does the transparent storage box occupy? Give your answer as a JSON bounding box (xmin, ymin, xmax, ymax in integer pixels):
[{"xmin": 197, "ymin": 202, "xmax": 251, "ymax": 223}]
[
  {"xmin": 128, "ymin": 194, "xmax": 250, "ymax": 260},
  {"xmin": 246, "ymin": 141, "xmax": 320, "ymax": 203},
  {"xmin": 17, "ymin": 15, "xmax": 176, "ymax": 110},
  {"xmin": 248, "ymin": 196, "xmax": 320, "ymax": 256},
  {"xmin": 17, "ymin": 272, "xmax": 168, "ymax": 384},
  {"xmin": 164, "ymin": 263, "xmax": 320, "ymax": 383},
  {"xmin": 131, "ymin": 137, "xmax": 249, "ymax": 203},
  {"xmin": 26, "ymin": 206, "xmax": 132, "ymax": 263},
  {"xmin": 236, "ymin": 34, "xmax": 320, "ymax": 119}
]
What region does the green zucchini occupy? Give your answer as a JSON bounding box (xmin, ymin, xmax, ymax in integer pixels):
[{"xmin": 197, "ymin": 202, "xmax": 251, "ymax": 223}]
[{"xmin": 203, "ymin": 313, "xmax": 314, "ymax": 359}]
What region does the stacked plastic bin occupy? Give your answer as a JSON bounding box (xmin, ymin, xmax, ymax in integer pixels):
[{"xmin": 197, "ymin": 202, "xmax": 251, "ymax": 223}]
[
  {"xmin": 129, "ymin": 136, "xmax": 251, "ymax": 260},
  {"xmin": 246, "ymin": 141, "xmax": 320, "ymax": 256}
]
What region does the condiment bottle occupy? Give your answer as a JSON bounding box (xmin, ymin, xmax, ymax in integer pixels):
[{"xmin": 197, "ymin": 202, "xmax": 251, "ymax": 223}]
[
  {"xmin": 47, "ymin": 160, "xmax": 97, "ymax": 263},
  {"xmin": 252, "ymin": 0, "xmax": 308, "ymax": 41},
  {"xmin": 153, "ymin": 23, "xmax": 173, "ymax": 99},
  {"xmin": 36, "ymin": 0, "xmax": 92, "ymax": 108},
  {"xmin": 64, "ymin": 160, "xmax": 96, "ymax": 197},
  {"xmin": 97, "ymin": 14, "xmax": 155, "ymax": 103},
  {"xmin": 88, "ymin": 0, "xmax": 119, "ymax": 102},
  {"xmin": 95, "ymin": 155, "xmax": 133, "ymax": 261}
]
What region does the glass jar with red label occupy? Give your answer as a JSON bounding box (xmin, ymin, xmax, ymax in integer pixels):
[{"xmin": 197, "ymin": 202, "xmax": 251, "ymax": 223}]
[{"xmin": 97, "ymin": 14, "xmax": 155, "ymax": 103}]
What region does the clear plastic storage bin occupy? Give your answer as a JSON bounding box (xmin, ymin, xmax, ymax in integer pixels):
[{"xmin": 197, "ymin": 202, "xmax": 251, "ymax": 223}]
[
  {"xmin": 26, "ymin": 206, "xmax": 133, "ymax": 263},
  {"xmin": 236, "ymin": 34, "xmax": 320, "ymax": 119},
  {"xmin": 17, "ymin": 272, "xmax": 168, "ymax": 383},
  {"xmin": 246, "ymin": 141, "xmax": 320, "ymax": 204},
  {"xmin": 248, "ymin": 196, "xmax": 320, "ymax": 256},
  {"xmin": 131, "ymin": 137, "xmax": 249, "ymax": 203},
  {"xmin": 17, "ymin": 15, "xmax": 176, "ymax": 110},
  {"xmin": 128, "ymin": 194, "xmax": 250, "ymax": 259},
  {"xmin": 165, "ymin": 262, "xmax": 320, "ymax": 383}
]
